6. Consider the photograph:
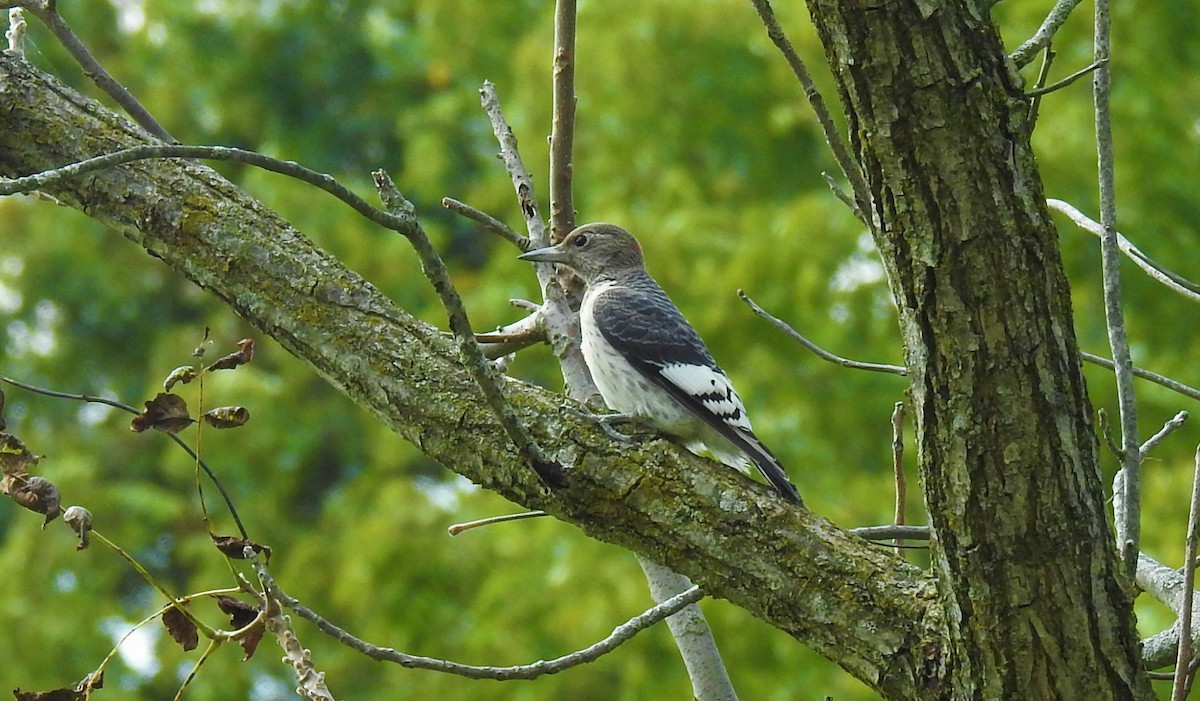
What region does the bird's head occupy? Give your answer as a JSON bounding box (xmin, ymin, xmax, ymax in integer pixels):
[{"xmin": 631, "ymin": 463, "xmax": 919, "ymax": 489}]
[{"xmin": 518, "ymin": 223, "xmax": 645, "ymax": 283}]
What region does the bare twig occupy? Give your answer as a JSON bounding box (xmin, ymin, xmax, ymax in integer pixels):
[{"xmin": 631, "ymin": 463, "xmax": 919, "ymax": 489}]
[
  {"xmin": 1112, "ymin": 448, "xmax": 1200, "ymax": 670},
  {"xmin": 442, "ymin": 197, "xmax": 529, "ymax": 251},
  {"xmin": 558, "ymin": 5, "xmax": 736, "ymax": 695},
  {"xmin": 821, "ymin": 171, "xmax": 858, "ymax": 215},
  {"xmin": 749, "ymin": 0, "xmax": 870, "ymax": 227},
  {"xmin": 1093, "ymin": 0, "xmax": 1140, "ymax": 577},
  {"xmin": 273, "ymin": 573, "xmax": 703, "ymax": 680},
  {"xmin": 1047, "ymin": 199, "xmax": 1200, "ymax": 304},
  {"xmin": 13, "ymin": 1, "xmax": 175, "ymax": 141},
  {"xmin": 1025, "ymin": 58, "xmax": 1107, "ymax": 98},
  {"xmin": 447, "ymin": 510, "xmax": 548, "ymax": 536},
  {"xmin": 1138, "ymin": 550, "xmax": 1200, "ymax": 669},
  {"xmin": 0, "ymin": 374, "xmax": 249, "ymax": 539},
  {"xmin": 1081, "ymin": 353, "xmax": 1200, "ymax": 404},
  {"xmin": 739, "ymin": 291, "xmax": 907, "ymax": 376},
  {"xmin": 372, "ymin": 171, "xmax": 561, "ymax": 488},
  {"xmin": 481, "ymin": 81, "xmax": 594, "ymax": 396},
  {"xmin": 1009, "ymin": 0, "xmax": 1085, "ymax": 67},
  {"xmin": 475, "ymin": 310, "xmax": 546, "ymax": 360},
  {"xmin": 0, "ymin": 144, "xmax": 415, "ymax": 234},
  {"xmin": 1172, "ymin": 445, "xmax": 1200, "ymax": 700},
  {"xmin": 1026, "ymin": 46, "xmax": 1055, "ymax": 129},
  {"xmin": 1142, "ymin": 412, "xmax": 1189, "ymax": 457},
  {"xmin": 480, "ymin": 81, "xmax": 549, "ymax": 249},
  {"xmin": 549, "ymin": 0, "xmax": 577, "ymax": 243},
  {"xmin": 851, "ymin": 525, "xmax": 930, "ymax": 541},
  {"xmin": 741, "ymin": 290, "xmax": 1200, "ymax": 407},
  {"xmin": 250, "ymin": 556, "xmax": 337, "ymax": 701},
  {"xmin": 890, "ymin": 402, "xmax": 907, "ymax": 555}
]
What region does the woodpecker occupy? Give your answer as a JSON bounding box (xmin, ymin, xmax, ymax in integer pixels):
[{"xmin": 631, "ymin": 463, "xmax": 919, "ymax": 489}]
[{"xmin": 519, "ymin": 222, "xmax": 802, "ymax": 505}]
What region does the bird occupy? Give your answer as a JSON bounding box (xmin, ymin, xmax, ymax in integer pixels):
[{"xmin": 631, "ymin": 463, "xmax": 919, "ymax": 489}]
[{"xmin": 519, "ymin": 222, "xmax": 802, "ymax": 505}]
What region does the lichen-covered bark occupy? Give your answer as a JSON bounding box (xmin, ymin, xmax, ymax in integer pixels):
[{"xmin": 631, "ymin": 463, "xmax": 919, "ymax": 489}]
[
  {"xmin": 0, "ymin": 54, "xmax": 942, "ymax": 699},
  {"xmin": 802, "ymin": 1, "xmax": 1152, "ymax": 698}
]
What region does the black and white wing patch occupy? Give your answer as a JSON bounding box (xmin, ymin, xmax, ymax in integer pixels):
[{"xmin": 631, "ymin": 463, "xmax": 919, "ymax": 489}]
[{"xmin": 592, "ymin": 280, "xmax": 801, "ymax": 504}]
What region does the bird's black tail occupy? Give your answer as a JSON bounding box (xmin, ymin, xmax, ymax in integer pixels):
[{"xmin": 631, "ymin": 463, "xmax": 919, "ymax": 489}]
[{"xmin": 734, "ymin": 431, "xmax": 802, "ymax": 505}]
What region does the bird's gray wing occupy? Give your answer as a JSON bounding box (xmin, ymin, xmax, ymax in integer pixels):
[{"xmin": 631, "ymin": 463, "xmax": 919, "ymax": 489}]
[{"xmin": 592, "ymin": 283, "xmax": 801, "ymax": 503}]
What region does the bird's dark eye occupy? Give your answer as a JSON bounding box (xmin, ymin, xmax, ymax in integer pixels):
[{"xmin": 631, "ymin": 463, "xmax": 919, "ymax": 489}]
[{"xmin": 572, "ymin": 234, "xmax": 588, "ymax": 247}]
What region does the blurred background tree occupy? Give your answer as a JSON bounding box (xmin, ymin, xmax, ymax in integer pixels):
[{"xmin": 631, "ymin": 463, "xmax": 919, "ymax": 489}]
[{"xmin": 0, "ymin": 0, "xmax": 1197, "ymax": 698}]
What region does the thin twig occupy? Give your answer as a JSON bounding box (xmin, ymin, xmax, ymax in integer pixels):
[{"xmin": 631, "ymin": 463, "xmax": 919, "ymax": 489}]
[
  {"xmin": 480, "ymin": 81, "xmax": 549, "ymax": 249},
  {"xmin": 749, "ymin": 0, "xmax": 870, "ymax": 227},
  {"xmin": 1141, "ymin": 411, "xmax": 1189, "ymax": 457},
  {"xmin": 890, "ymin": 402, "xmax": 906, "ymax": 555},
  {"xmin": 1173, "ymin": 445, "xmax": 1200, "ymax": 701},
  {"xmin": 741, "ymin": 291, "xmax": 1200, "ymax": 407},
  {"xmin": 441, "ymin": 197, "xmax": 529, "ymax": 251},
  {"xmin": 0, "ymin": 144, "xmax": 422, "ymax": 240},
  {"xmin": 249, "ymin": 556, "xmax": 337, "ymax": 701},
  {"xmin": 1094, "ymin": 0, "xmax": 1140, "ymax": 578},
  {"xmin": 1081, "ymin": 353, "xmax": 1200, "ymax": 403},
  {"xmin": 1048, "ymin": 199, "xmax": 1200, "ymax": 304},
  {"xmin": 549, "ymin": 0, "xmax": 577, "ymax": 243},
  {"xmin": 372, "ymin": 171, "xmax": 562, "ymax": 489},
  {"xmin": 16, "ymin": 1, "xmax": 175, "ymax": 141},
  {"xmin": 481, "ymin": 81, "xmax": 594, "ymax": 396},
  {"xmin": 0, "ymin": 374, "xmax": 249, "ymax": 539},
  {"xmin": 474, "ymin": 329, "xmax": 543, "ymax": 346},
  {"xmin": 851, "ymin": 524, "xmax": 930, "ymax": 541},
  {"xmin": 0, "ymin": 144, "xmax": 415, "ymax": 235},
  {"xmin": 739, "ymin": 290, "xmax": 907, "ymax": 376},
  {"xmin": 1026, "ymin": 46, "xmax": 1056, "ymax": 130},
  {"xmin": 272, "ymin": 572, "xmax": 703, "ymax": 680},
  {"xmin": 1025, "ymin": 58, "xmax": 1107, "ymax": 98},
  {"xmin": 1009, "ymin": 0, "xmax": 1085, "ymax": 67},
  {"xmin": 821, "ymin": 171, "xmax": 859, "ymax": 215},
  {"xmin": 475, "ymin": 311, "xmax": 546, "ymax": 360},
  {"xmin": 90, "ymin": 530, "xmax": 214, "ymax": 635},
  {"xmin": 447, "ymin": 510, "xmax": 548, "ymax": 536}
]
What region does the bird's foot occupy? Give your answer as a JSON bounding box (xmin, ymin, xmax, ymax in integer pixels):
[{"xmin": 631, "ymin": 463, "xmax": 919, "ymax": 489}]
[{"xmin": 567, "ymin": 407, "xmax": 644, "ymax": 442}]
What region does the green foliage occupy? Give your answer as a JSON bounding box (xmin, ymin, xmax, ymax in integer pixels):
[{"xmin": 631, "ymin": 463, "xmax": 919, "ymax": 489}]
[{"xmin": 1, "ymin": 1, "xmax": 1198, "ymax": 699}]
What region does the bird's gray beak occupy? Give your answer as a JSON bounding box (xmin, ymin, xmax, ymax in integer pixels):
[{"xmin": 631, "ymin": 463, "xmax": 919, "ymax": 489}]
[{"xmin": 518, "ymin": 243, "xmax": 570, "ymax": 264}]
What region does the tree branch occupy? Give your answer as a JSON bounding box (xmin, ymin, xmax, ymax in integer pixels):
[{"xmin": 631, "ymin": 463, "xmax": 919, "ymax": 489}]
[
  {"xmin": 273, "ymin": 570, "xmax": 703, "ymax": 680},
  {"xmin": 480, "ymin": 81, "xmax": 595, "ymax": 400},
  {"xmin": 441, "ymin": 196, "xmax": 529, "ymax": 251},
  {"xmin": 549, "ymin": 0, "xmax": 577, "ymax": 242},
  {"xmin": 748, "ymin": 0, "xmax": 870, "ymax": 226},
  {"xmin": 1172, "ymin": 445, "xmax": 1200, "ymax": 699},
  {"xmin": 371, "ymin": 171, "xmax": 560, "ymax": 487},
  {"xmin": 1093, "ymin": 0, "xmax": 1141, "ymax": 577},
  {"xmin": 1, "ymin": 0, "xmax": 175, "ymax": 141},
  {"xmin": 0, "ymin": 374, "xmax": 249, "ymax": 539},
  {"xmin": 1047, "ymin": 198, "xmax": 1200, "ymax": 304},
  {"xmin": 1009, "ymin": 0, "xmax": 1085, "ymax": 67},
  {"xmin": 0, "ymin": 51, "xmax": 939, "ymax": 700},
  {"xmin": 739, "ymin": 290, "xmax": 907, "ymax": 376}
]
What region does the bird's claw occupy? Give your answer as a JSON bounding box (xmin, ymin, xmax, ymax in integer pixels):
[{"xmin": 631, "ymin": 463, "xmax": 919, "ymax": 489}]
[{"xmin": 567, "ymin": 406, "xmax": 642, "ymax": 442}]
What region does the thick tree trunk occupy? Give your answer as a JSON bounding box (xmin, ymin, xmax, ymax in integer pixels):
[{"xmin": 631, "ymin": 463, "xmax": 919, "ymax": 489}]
[{"xmin": 804, "ymin": 1, "xmax": 1152, "ymax": 698}]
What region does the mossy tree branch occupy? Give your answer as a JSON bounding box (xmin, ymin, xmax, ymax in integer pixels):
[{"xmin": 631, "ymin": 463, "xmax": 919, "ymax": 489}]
[{"xmin": 0, "ymin": 52, "xmax": 943, "ymax": 700}]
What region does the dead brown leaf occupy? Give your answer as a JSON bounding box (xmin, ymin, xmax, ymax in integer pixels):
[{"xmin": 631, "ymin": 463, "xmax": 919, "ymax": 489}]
[
  {"xmin": 130, "ymin": 393, "xmax": 194, "ymax": 434},
  {"xmin": 162, "ymin": 605, "xmax": 199, "ymax": 652},
  {"xmin": 202, "ymin": 406, "xmax": 250, "ymax": 429},
  {"xmin": 205, "ymin": 338, "xmax": 255, "ymax": 372}
]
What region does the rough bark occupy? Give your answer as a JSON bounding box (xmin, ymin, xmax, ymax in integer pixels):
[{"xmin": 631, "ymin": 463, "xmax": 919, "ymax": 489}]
[
  {"xmin": 803, "ymin": 1, "xmax": 1152, "ymax": 698},
  {"xmin": 0, "ymin": 54, "xmax": 943, "ymax": 699}
]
